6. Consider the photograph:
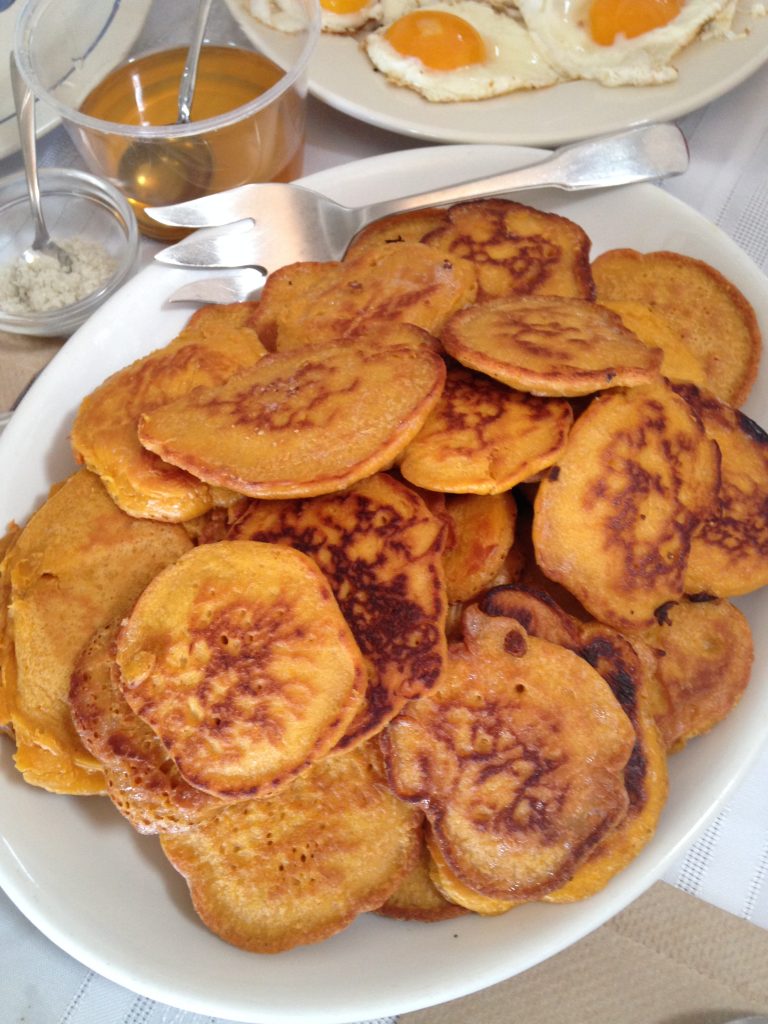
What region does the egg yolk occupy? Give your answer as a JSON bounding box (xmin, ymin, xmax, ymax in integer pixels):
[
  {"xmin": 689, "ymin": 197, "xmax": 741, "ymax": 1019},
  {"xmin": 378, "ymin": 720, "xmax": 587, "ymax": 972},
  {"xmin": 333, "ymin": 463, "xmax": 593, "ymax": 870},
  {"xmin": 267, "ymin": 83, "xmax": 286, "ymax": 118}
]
[
  {"xmin": 321, "ymin": 0, "xmax": 370, "ymax": 14},
  {"xmin": 383, "ymin": 11, "xmax": 487, "ymax": 70},
  {"xmin": 589, "ymin": 0, "xmax": 684, "ymax": 44}
]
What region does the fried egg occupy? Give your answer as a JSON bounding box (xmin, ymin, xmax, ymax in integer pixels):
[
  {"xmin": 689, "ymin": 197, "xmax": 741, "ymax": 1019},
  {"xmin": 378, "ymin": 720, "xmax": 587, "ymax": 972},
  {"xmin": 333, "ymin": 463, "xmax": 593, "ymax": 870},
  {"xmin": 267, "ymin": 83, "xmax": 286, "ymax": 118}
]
[
  {"xmin": 516, "ymin": 0, "xmax": 733, "ymax": 86},
  {"xmin": 364, "ymin": 0, "xmax": 563, "ymax": 101}
]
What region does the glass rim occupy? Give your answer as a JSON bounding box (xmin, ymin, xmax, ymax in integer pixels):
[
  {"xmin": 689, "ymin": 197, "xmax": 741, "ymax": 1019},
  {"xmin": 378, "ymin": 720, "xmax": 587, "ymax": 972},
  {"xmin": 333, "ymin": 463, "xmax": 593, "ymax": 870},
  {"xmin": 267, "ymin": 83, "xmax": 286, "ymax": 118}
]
[{"xmin": 13, "ymin": 0, "xmax": 321, "ymax": 139}]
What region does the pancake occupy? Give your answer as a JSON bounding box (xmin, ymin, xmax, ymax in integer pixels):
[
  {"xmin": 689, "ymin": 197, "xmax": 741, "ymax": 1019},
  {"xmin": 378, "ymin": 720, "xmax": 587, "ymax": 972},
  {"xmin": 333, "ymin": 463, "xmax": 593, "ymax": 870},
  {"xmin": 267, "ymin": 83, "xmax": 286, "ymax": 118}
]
[
  {"xmin": 228, "ymin": 473, "xmax": 448, "ymax": 748},
  {"xmin": 637, "ymin": 596, "xmax": 753, "ymax": 753},
  {"xmin": 592, "ymin": 248, "xmax": 761, "ymax": 406},
  {"xmin": 479, "ymin": 586, "xmax": 668, "ymax": 901},
  {"xmin": 160, "ymin": 742, "xmax": 422, "ymax": 952},
  {"xmin": 673, "ymin": 383, "xmax": 768, "ymax": 598},
  {"xmin": 70, "ymin": 620, "xmax": 224, "ymax": 833},
  {"xmin": 382, "ymin": 605, "xmax": 634, "ymax": 901},
  {"xmin": 441, "ymin": 295, "xmax": 662, "ymax": 397},
  {"xmin": 441, "ymin": 492, "xmax": 517, "ymax": 604},
  {"xmin": 252, "ymin": 241, "xmax": 477, "ymax": 352},
  {"xmin": 376, "ymin": 826, "xmax": 468, "ymax": 922},
  {"xmin": 116, "ymin": 541, "xmax": 367, "ymax": 799},
  {"xmin": 345, "ymin": 199, "xmax": 594, "ymax": 303},
  {"xmin": 71, "ymin": 302, "xmax": 266, "ymax": 522},
  {"xmin": 598, "ymin": 299, "xmax": 708, "ymax": 388},
  {"xmin": 7, "ymin": 469, "xmax": 192, "ymax": 794},
  {"xmin": 345, "ymin": 207, "xmax": 451, "ymax": 258},
  {"xmin": 399, "ymin": 365, "xmax": 573, "ymax": 493},
  {"xmin": 138, "ymin": 328, "xmax": 446, "ymax": 500},
  {"xmin": 533, "ymin": 380, "xmax": 721, "ymax": 632}
]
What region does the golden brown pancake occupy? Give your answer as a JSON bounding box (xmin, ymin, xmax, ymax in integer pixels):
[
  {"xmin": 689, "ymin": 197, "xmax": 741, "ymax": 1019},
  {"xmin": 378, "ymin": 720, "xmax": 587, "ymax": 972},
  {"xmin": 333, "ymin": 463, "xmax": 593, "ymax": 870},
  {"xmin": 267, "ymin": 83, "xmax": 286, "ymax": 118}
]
[
  {"xmin": 376, "ymin": 826, "xmax": 468, "ymax": 922},
  {"xmin": 592, "ymin": 248, "xmax": 761, "ymax": 406},
  {"xmin": 71, "ymin": 303, "xmax": 266, "ymax": 522},
  {"xmin": 382, "ymin": 605, "xmax": 634, "ymax": 901},
  {"xmin": 138, "ymin": 328, "xmax": 447, "ymax": 500},
  {"xmin": 441, "ymin": 295, "xmax": 662, "ymax": 397},
  {"xmin": 345, "ymin": 199, "xmax": 594, "ymax": 303},
  {"xmin": 0, "ymin": 522, "xmax": 21, "ymax": 730},
  {"xmin": 479, "ymin": 586, "xmax": 668, "ymax": 901},
  {"xmin": 672, "ymin": 383, "xmax": 768, "ymax": 598},
  {"xmin": 228, "ymin": 473, "xmax": 448, "ymax": 748},
  {"xmin": 116, "ymin": 541, "xmax": 367, "ymax": 799},
  {"xmin": 160, "ymin": 742, "xmax": 422, "ymax": 952},
  {"xmin": 441, "ymin": 492, "xmax": 517, "ymax": 604},
  {"xmin": 345, "ymin": 208, "xmax": 451, "ymax": 258},
  {"xmin": 252, "ymin": 241, "xmax": 477, "ymax": 352},
  {"xmin": 421, "ymin": 198, "xmax": 595, "ymax": 301},
  {"xmin": 7, "ymin": 469, "xmax": 192, "ymax": 794},
  {"xmin": 637, "ymin": 596, "xmax": 753, "ymax": 753},
  {"xmin": 426, "ymin": 832, "xmax": 517, "ymax": 915},
  {"xmin": 533, "ymin": 380, "xmax": 720, "ymax": 632},
  {"xmin": 598, "ymin": 300, "xmax": 708, "ymax": 388},
  {"xmin": 399, "ymin": 365, "xmax": 573, "ymax": 492},
  {"xmin": 70, "ymin": 620, "xmax": 224, "ymax": 833}
]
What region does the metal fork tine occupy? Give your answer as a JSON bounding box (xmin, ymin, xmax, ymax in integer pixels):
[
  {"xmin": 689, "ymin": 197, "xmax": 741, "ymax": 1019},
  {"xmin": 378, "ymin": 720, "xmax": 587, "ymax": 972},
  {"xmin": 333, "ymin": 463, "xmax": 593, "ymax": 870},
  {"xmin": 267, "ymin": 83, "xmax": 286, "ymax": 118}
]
[{"xmin": 155, "ymin": 222, "xmax": 268, "ymax": 270}]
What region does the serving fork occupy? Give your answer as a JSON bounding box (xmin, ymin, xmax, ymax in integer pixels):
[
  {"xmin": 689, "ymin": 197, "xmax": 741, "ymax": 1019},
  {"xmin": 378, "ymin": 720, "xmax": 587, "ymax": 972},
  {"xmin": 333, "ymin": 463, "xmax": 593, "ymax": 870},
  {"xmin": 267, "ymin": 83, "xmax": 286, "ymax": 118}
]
[{"xmin": 150, "ymin": 122, "xmax": 689, "ymax": 277}]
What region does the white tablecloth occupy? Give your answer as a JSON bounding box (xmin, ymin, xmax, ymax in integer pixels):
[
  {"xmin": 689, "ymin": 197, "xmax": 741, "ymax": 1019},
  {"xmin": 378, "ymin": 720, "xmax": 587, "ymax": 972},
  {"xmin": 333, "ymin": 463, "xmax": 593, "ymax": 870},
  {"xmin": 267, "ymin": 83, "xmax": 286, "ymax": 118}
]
[{"xmin": 2, "ymin": 55, "xmax": 768, "ymax": 1024}]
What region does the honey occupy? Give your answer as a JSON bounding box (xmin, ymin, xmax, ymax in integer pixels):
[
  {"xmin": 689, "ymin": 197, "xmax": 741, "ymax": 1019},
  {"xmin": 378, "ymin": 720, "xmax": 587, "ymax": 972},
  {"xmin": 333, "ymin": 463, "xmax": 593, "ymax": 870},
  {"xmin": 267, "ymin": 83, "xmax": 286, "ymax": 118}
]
[{"xmin": 79, "ymin": 46, "xmax": 305, "ymax": 240}]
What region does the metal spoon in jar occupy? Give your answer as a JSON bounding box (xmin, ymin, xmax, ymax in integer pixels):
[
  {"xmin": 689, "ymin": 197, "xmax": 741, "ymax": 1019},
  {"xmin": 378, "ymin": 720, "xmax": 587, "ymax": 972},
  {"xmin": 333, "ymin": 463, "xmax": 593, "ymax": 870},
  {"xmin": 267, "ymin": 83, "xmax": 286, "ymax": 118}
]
[
  {"xmin": 9, "ymin": 53, "xmax": 72, "ymax": 271},
  {"xmin": 117, "ymin": 0, "xmax": 215, "ymax": 208}
]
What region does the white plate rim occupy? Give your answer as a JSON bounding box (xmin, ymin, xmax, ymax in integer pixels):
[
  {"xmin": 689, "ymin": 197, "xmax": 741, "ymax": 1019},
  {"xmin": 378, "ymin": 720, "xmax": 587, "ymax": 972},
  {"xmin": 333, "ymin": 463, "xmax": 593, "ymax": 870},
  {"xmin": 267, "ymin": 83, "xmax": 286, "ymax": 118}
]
[{"xmin": 1, "ymin": 143, "xmax": 767, "ymax": 1023}]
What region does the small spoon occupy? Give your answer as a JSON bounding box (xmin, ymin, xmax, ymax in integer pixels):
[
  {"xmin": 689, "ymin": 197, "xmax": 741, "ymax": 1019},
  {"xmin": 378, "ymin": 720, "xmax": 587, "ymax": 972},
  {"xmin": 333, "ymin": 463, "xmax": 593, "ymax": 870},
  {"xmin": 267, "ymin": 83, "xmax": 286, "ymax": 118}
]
[
  {"xmin": 117, "ymin": 0, "xmax": 214, "ymax": 209},
  {"xmin": 9, "ymin": 53, "xmax": 73, "ymax": 271}
]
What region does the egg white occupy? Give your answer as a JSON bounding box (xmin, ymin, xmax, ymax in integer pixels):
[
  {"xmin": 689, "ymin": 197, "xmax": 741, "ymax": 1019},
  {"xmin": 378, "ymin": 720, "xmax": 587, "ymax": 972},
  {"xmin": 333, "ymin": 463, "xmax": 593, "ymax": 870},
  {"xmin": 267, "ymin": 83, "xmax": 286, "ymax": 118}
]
[
  {"xmin": 248, "ymin": 0, "xmax": 381, "ymax": 33},
  {"xmin": 364, "ymin": 0, "xmax": 564, "ymax": 101},
  {"xmin": 515, "ymin": 0, "xmax": 733, "ymax": 86}
]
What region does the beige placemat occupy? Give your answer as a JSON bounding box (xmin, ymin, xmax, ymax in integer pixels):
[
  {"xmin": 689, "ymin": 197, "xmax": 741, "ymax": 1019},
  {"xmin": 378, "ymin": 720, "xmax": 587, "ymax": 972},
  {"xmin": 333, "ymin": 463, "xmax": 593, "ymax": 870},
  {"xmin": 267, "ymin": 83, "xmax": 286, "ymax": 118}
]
[
  {"xmin": 401, "ymin": 882, "xmax": 768, "ymax": 1024},
  {"xmin": 0, "ymin": 328, "xmax": 63, "ymax": 412}
]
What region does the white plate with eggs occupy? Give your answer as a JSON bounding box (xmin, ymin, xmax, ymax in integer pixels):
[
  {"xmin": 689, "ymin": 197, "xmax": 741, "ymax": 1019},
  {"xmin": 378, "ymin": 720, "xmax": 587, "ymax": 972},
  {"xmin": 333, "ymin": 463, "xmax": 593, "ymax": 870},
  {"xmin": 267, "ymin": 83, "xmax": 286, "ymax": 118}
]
[{"xmin": 228, "ymin": 0, "xmax": 768, "ymax": 146}]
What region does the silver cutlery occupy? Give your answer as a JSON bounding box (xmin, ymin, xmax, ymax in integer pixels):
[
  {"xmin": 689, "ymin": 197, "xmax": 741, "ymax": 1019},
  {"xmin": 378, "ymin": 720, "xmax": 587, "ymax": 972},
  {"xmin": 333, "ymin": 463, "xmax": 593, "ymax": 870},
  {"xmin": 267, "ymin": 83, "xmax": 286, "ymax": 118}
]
[
  {"xmin": 10, "ymin": 53, "xmax": 73, "ymax": 272},
  {"xmin": 166, "ymin": 268, "xmax": 266, "ymax": 304},
  {"xmin": 149, "ymin": 122, "xmax": 689, "ymax": 273}
]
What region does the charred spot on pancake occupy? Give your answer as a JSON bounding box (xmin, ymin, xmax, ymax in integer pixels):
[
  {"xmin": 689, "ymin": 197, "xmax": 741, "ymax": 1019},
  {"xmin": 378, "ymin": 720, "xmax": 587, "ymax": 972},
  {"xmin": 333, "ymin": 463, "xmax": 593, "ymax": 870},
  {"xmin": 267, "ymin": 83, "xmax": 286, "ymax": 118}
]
[{"xmin": 736, "ymin": 410, "xmax": 768, "ymax": 445}]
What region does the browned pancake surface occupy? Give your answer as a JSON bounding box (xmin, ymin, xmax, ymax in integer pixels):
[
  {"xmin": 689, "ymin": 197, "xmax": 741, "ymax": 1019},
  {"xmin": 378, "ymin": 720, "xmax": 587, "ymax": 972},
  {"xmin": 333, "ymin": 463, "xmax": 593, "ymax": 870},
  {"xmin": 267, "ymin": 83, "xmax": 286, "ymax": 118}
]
[
  {"xmin": 116, "ymin": 541, "xmax": 366, "ymax": 799},
  {"xmin": 253, "ymin": 241, "xmax": 477, "ymax": 352},
  {"xmin": 592, "ymin": 248, "xmax": 761, "ymax": 406},
  {"xmin": 442, "ymin": 295, "xmax": 662, "ymax": 397},
  {"xmin": 673, "ymin": 384, "xmax": 768, "ymax": 597},
  {"xmin": 228, "ymin": 473, "xmax": 448, "ymax": 748},
  {"xmin": 71, "ymin": 303, "xmax": 265, "ymax": 522},
  {"xmin": 399, "ymin": 365, "xmax": 573, "ymax": 492},
  {"xmin": 533, "ymin": 381, "xmax": 720, "ymax": 631},
  {"xmin": 160, "ymin": 743, "xmax": 422, "ymax": 952},
  {"xmin": 383, "ymin": 606, "xmax": 634, "ymax": 901},
  {"xmin": 138, "ymin": 330, "xmax": 446, "ymax": 499}
]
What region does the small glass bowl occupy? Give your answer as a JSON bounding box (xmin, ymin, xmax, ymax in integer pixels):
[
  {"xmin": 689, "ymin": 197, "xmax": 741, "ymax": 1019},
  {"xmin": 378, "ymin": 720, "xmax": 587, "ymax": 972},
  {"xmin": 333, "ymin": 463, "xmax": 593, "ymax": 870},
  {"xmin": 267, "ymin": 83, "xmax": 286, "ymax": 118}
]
[{"xmin": 0, "ymin": 166, "xmax": 139, "ymax": 337}]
